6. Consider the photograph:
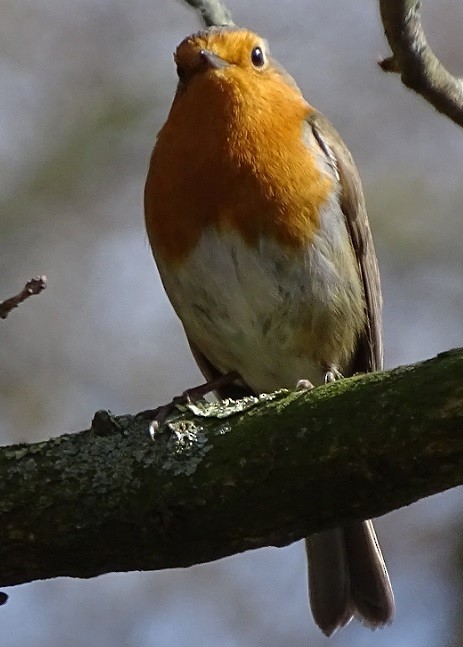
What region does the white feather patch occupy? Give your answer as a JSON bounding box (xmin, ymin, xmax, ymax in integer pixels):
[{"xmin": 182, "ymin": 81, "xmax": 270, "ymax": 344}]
[{"xmin": 156, "ymin": 197, "xmax": 365, "ymax": 392}]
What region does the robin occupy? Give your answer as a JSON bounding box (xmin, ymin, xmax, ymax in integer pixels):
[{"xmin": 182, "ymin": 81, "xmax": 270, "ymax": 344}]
[{"xmin": 144, "ymin": 26, "xmax": 394, "ymax": 636}]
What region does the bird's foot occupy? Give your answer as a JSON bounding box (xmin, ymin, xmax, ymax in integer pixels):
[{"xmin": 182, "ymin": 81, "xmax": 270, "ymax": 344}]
[
  {"xmin": 323, "ymin": 365, "xmax": 343, "ymax": 384},
  {"xmin": 136, "ymin": 371, "xmax": 239, "ymax": 438},
  {"xmin": 296, "ymin": 379, "xmax": 315, "ymax": 391},
  {"xmin": 295, "ymin": 365, "xmax": 343, "ymax": 391}
]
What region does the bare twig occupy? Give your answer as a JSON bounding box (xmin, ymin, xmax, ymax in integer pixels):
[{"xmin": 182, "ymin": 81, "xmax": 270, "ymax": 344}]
[
  {"xmin": 181, "ymin": 0, "xmax": 234, "ymax": 27},
  {"xmin": 379, "ymin": 0, "xmax": 463, "ymax": 127},
  {"xmin": 0, "ymin": 276, "xmax": 47, "ymax": 320}
]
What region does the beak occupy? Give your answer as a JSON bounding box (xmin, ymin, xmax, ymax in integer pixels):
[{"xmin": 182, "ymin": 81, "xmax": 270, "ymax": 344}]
[{"xmin": 199, "ymin": 49, "xmax": 230, "ymax": 70}]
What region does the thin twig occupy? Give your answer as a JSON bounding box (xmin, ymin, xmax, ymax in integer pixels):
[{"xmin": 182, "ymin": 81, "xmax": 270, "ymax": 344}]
[
  {"xmin": 379, "ymin": 0, "xmax": 463, "ymax": 127},
  {"xmin": 0, "ymin": 276, "xmax": 47, "ymax": 320},
  {"xmin": 181, "ymin": 0, "xmax": 234, "ymax": 27}
]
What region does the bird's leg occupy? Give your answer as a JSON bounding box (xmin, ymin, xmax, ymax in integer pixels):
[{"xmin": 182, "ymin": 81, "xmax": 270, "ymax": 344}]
[
  {"xmin": 137, "ymin": 371, "xmax": 240, "ymax": 433},
  {"xmin": 182, "ymin": 370, "xmax": 240, "ymax": 401}
]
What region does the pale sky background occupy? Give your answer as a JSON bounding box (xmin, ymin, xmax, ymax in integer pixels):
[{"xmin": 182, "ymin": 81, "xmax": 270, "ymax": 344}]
[{"xmin": 1, "ymin": 1, "xmax": 463, "ymax": 645}]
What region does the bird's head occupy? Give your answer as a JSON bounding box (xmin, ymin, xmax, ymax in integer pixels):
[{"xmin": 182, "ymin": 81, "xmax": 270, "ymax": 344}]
[{"xmin": 172, "ymin": 26, "xmax": 308, "ymax": 117}]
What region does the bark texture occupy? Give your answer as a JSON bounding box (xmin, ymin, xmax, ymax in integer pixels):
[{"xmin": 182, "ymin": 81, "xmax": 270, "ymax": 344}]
[{"xmin": 1, "ymin": 349, "xmax": 462, "ymax": 588}]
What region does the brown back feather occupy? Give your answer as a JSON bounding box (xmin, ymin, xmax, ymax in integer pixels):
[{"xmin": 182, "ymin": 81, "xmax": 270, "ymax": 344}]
[{"xmin": 308, "ymin": 111, "xmax": 383, "ymax": 374}]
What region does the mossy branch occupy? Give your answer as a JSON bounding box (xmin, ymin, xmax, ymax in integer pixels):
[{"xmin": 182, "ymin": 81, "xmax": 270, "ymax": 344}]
[{"xmin": 1, "ymin": 348, "xmax": 462, "ymax": 588}]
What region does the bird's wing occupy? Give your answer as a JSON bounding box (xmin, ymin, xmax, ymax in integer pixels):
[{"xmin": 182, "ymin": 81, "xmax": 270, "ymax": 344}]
[{"xmin": 307, "ymin": 110, "xmax": 383, "ymax": 373}]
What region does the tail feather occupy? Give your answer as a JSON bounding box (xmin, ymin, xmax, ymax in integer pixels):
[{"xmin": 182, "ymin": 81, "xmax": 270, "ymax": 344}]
[
  {"xmin": 305, "ymin": 520, "xmax": 394, "ymax": 636},
  {"xmin": 305, "ymin": 529, "xmax": 352, "ymax": 636},
  {"xmin": 344, "ymin": 520, "xmax": 394, "ymax": 627}
]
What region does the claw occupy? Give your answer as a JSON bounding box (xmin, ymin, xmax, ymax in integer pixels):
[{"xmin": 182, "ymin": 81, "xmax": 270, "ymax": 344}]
[
  {"xmin": 324, "ymin": 367, "xmax": 343, "ymax": 384},
  {"xmin": 296, "ymin": 379, "xmax": 315, "ymax": 391},
  {"xmin": 137, "ymin": 371, "xmax": 239, "ymax": 439}
]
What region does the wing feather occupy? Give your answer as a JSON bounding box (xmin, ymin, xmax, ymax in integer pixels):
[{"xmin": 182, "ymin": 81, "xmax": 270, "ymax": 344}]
[{"xmin": 308, "ymin": 111, "xmax": 383, "ymax": 373}]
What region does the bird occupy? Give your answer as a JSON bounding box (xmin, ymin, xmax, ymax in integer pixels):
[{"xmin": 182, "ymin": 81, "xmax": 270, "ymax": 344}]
[{"xmin": 144, "ymin": 25, "xmax": 394, "ymax": 636}]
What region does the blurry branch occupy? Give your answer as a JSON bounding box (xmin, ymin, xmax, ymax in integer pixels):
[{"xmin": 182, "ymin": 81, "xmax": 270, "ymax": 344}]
[
  {"xmin": 379, "ymin": 0, "xmax": 463, "ymax": 127},
  {"xmin": 181, "ymin": 0, "xmax": 234, "ymax": 27},
  {"xmin": 1, "ymin": 348, "xmax": 463, "ymax": 587},
  {"xmin": 0, "ymin": 276, "xmax": 47, "ymax": 320}
]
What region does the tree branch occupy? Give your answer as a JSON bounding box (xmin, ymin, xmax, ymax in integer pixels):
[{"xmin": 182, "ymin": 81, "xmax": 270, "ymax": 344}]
[
  {"xmin": 379, "ymin": 0, "xmax": 463, "ymax": 127},
  {"xmin": 0, "ymin": 276, "xmax": 47, "ymax": 320},
  {"xmin": 181, "ymin": 0, "xmax": 234, "ymax": 27},
  {"xmin": 1, "ymin": 348, "xmax": 462, "ymax": 588}
]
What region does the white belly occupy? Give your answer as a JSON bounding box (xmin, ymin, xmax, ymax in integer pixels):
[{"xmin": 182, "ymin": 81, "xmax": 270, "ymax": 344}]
[{"xmin": 156, "ymin": 206, "xmax": 364, "ymax": 393}]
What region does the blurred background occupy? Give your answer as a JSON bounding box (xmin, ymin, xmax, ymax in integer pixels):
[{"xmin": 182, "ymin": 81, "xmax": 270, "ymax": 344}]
[{"xmin": 1, "ymin": 0, "xmax": 462, "ymax": 645}]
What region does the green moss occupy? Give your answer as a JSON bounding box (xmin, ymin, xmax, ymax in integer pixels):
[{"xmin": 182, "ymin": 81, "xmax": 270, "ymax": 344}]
[{"xmin": 0, "ymin": 350, "xmax": 461, "ymax": 586}]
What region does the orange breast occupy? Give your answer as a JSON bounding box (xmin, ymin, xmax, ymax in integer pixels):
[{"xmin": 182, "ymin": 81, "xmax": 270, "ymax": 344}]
[{"xmin": 144, "ymin": 66, "xmax": 333, "ymax": 264}]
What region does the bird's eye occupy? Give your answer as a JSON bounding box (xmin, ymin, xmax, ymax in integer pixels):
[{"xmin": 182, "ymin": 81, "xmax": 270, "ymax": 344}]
[{"xmin": 251, "ymin": 46, "xmax": 265, "ymax": 68}]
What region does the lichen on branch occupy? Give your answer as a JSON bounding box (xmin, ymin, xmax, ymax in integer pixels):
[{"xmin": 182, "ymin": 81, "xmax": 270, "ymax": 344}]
[{"xmin": 0, "ymin": 349, "xmax": 462, "ymax": 589}]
